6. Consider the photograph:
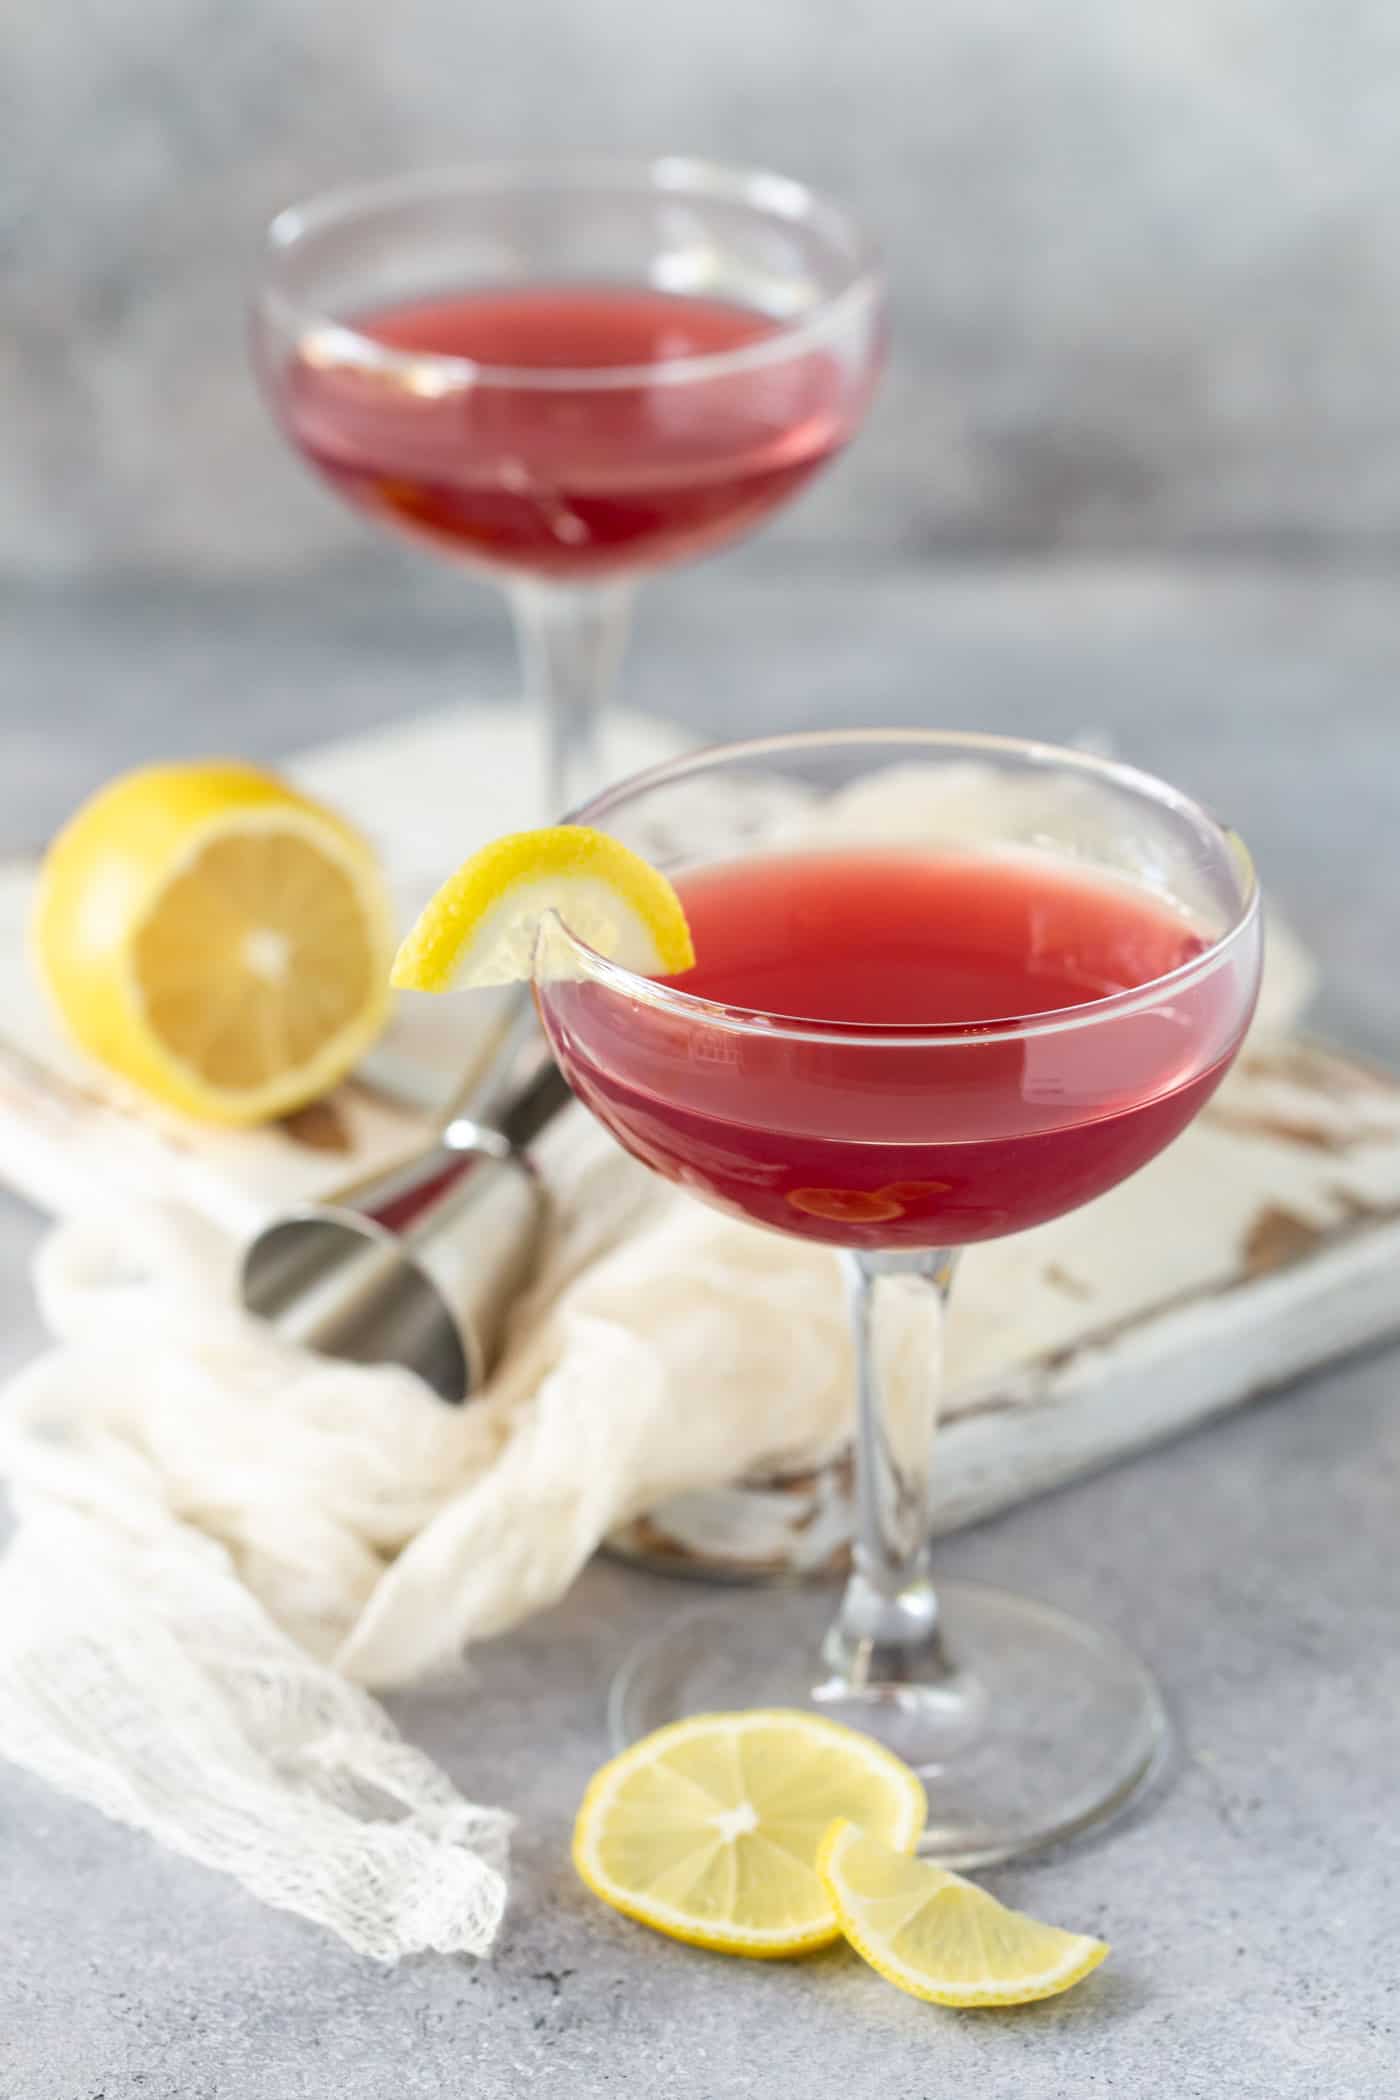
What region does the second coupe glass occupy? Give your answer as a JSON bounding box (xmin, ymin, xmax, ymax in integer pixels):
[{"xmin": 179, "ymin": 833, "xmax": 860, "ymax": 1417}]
[{"xmin": 253, "ymin": 160, "xmax": 884, "ymax": 814}]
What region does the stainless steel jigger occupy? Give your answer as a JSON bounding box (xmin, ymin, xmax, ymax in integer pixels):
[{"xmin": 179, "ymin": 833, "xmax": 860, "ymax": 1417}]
[{"xmin": 240, "ymin": 994, "xmax": 570, "ymax": 1402}]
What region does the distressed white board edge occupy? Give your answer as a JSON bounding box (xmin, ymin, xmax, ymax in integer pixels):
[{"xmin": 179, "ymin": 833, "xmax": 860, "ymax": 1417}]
[{"xmin": 929, "ymin": 1210, "xmax": 1400, "ymax": 1533}]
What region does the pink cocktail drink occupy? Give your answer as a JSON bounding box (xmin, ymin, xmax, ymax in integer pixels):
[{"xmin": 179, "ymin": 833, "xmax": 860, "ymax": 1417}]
[
  {"xmin": 254, "ymin": 163, "xmax": 883, "ymax": 813},
  {"xmin": 281, "ymin": 286, "xmax": 852, "ymax": 579},
  {"xmin": 543, "ymin": 843, "xmax": 1246, "ymax": 1249}
]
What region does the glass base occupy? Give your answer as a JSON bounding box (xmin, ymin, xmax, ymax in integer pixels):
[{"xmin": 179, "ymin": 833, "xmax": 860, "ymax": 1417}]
[{"xmin": 609, "ymin": 1580, "xmax": 1169, "ymax": 1868}]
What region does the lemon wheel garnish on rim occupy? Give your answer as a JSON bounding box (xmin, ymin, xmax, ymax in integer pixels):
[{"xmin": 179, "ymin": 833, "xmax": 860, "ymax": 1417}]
[
  {"xmin": 33, "ymin": 761, "xmax": 396, "ymax": 1128},
  {"xmin": 817, "ymin": 1820, "xmax": 1109, "ymax": 2006},
  {"xmin": 572, "ymin": 1709, "xmax": 927, "ymax": 1958},
  {"xmin": 390, "ymin": 825, "xmax": 695, "ymax": 992}
]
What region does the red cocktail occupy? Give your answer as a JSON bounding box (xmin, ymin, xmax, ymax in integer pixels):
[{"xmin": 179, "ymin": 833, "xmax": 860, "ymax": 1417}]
[
  {"xmin": 282, "ymin": 286, "xmax": 850, "ymax": 579},
  {"xmin": 253, "ymin": 164, "xmax": 883, "ymax": 813},
  {"xmin": 536, "ymin": 730, "xmax": 1263, "ymax": 1865},
  {"xmin": 549, "ymin": 843, "xmax": 1233, "ymax": 1248}
]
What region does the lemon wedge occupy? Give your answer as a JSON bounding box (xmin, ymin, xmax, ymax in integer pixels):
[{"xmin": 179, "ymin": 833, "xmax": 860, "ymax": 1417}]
[
  {"xmin": 572, "ymin": 1710, "xmax": 927, "ymax": 1958},
  {"xmin": 34, "ymin": 761, "xmax": 395, "ymax": 1127},
  {"xmin": 817, "ymin": 1820, "xmax": 1109, "ymax": 2006},
  {"xmin": 390, "ymin": 825, "xmax": 694, "ymax": 992}
]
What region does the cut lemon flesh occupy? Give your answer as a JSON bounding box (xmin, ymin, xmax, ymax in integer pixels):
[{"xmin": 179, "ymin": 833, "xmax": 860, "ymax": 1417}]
[
  {"xmin": 818, "ymin": 1820, "xmax": 1108, "ymax": 2006},
  {"xmin": 573, "ymin": 1711, "xmax": 927, "ymax": 1958},
  {"xmin": 34, "ymin": 761, "xmax": 395, "ymax": 1127},
  {"xmin": 390, "ymin": 825, "xmax": 695, "ymax": 992}
]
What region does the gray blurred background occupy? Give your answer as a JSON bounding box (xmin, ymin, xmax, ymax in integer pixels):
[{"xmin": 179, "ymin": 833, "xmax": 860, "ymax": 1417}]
[
  {"xmin": 6, "ymin": 0, "xmax": 1400, "ymax": 572},
  {"xmin": 3, "ymin": 0, "xmax": 1400, "ymax": 1041}
]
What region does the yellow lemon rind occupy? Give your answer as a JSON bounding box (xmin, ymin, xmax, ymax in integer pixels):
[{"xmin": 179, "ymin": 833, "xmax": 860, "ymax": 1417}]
[{"xmin": 390, "ymin": 825, "xmax": 696, "ymax": 993}]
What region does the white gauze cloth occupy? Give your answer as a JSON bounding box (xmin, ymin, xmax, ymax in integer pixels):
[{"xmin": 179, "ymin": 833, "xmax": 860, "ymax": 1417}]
[{"xmin": 0, "ymin": 1107, "xmax": 859, "ymax": 1960}]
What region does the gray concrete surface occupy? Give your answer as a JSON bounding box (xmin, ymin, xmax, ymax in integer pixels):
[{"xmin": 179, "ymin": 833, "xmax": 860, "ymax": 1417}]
[{"xmin": 1, "ymin": 559, "xmax": 1398, "ymax": 2096}]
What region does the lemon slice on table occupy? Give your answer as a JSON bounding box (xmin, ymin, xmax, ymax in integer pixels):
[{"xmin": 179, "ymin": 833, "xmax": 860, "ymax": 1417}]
[
  {"xmin": 34, "ymin": 761, "xmax": 395, "ymax": 1128},
  {"xmin": 817, "ymin": 1820, "xmax": 1108, "ymax": 2006},
  {"xmin": 572, "ymin": 1710, "xmax": 927, "ymax": 1958},
  {"xmin": 391, "ymin": 825, "xmax": 695, "ymax": 992}
]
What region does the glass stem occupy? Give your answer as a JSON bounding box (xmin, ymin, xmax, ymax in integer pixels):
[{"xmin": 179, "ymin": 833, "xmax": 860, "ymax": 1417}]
[
  {"xmin": 823, "ymin": 1246, "xmax": 959, "ymax": 1691},
  {"xmin": 508, "ymin": 577, "xmax": 636, "ymax": 818}
]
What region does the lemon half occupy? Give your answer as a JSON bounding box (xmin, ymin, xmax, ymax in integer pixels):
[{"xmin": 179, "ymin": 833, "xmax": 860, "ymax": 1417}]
[
  {"xmin": 390, "ymin": 825, "xmax": 695, "ymax": 992},
  {"xmin": 34, "ymin": 761, "xmax": 395, "ymax": 1127},
  {"xmin": 573, "ymin": 1710, "xmax": 927, "ymax": 1958}
]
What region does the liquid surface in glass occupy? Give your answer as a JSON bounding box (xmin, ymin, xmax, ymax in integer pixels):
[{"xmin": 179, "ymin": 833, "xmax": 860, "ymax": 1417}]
[
  {"xmin": 283, "ymin": 286, "xmax": 850, "ymax": 577},
  {"xmin": 543, "ymin": 844, "xmax": 1239, "ymax": 1246}
]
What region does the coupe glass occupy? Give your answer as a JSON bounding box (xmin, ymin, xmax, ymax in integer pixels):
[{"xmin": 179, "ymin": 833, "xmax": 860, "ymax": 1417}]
[
  {"xmin": 252, "ymin": 161, "xmax": 884, "ymax": 815},
  {"xmin": 535, "ymin": 729, "xmax": 1263, "ymax": 1863}
]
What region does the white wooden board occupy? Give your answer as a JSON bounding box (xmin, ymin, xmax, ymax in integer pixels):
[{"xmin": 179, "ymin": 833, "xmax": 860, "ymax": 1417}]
[{"xmin": 3, "ymin": 699, "xmax": 1397, "ymax": 1572}]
